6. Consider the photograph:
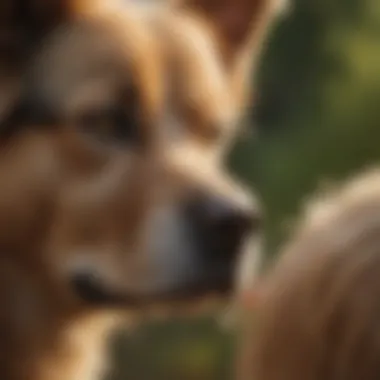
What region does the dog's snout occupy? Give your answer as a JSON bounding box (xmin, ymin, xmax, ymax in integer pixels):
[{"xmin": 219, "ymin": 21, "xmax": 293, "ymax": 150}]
[
  {"xmin": 187, "ymin": 193, "xmax": 260, "ymax": 261},
  {"xmin": 203, "ymin": 196, "xmax": 259, "ymax": 237}
]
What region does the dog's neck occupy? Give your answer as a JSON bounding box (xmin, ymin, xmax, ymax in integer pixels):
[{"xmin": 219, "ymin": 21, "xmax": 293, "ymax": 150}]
[{"xmin": 0, "ymin": 254, "xmax": 119, "ymax": 380}]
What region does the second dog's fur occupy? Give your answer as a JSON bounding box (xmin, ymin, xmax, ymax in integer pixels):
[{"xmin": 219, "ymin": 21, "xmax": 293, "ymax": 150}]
[{"xmin": 239, "ymin": 168, "xmax": 380, "ymax": 380}]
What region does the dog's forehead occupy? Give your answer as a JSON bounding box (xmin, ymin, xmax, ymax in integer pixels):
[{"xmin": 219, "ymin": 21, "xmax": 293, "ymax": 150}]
[{"xmin": 28, "ymin": 11, "xmax": 162, "ymax": 114}]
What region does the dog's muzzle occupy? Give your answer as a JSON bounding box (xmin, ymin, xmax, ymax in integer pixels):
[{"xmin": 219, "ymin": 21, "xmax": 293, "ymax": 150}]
[{"xmin": 182, "ymin": 192, "xmax": 261, "ymax": 292}]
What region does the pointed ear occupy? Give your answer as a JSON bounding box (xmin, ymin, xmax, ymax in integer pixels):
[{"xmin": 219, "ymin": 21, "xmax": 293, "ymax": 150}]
[{"xmin": 175, "ymin": 0, "xmax": 283, "ymax": 65}]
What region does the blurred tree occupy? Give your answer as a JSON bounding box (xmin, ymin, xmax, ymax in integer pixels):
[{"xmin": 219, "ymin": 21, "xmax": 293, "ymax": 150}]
[{"xmin": 231, "ymin": 0, "xmax": 380, "ymax": 257}]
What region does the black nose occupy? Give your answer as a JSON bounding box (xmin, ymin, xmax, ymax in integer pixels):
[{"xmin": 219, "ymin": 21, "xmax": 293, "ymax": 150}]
[
  {"xmin": 205, "ymin": 196, "xmax": 260, "ymax": 233},
  {"xmin": 187, "ymin": 194, "xmax": 261, "ymax": 260}
]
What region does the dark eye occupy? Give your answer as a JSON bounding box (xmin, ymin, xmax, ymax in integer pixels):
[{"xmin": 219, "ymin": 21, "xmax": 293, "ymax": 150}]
[
  {"xmin": 78, "ymin": 109, "xmax": 111, "ymax": 136},
  {"xmin": 111, "ymin": 104, "xmax": 141, "ymax": 145},
  {"xmin": 77, "ymin": 87, "xmax": 142, "ymax": 148}
]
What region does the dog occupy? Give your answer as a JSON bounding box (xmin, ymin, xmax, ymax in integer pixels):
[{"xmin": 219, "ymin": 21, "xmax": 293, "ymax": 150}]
[
  {"xmin": 237, "ymin": 168, "xmax": 380, "ymax": 380},
  {"xmin": 0, "ymin": 0, "xmax": 282, "ymax": 379}
]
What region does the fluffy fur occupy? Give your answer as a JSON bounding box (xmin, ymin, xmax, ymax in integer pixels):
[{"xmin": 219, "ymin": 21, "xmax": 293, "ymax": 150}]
[{"xmin": 238, "ymin": 168, "xmax": 380, "ymax": 380}]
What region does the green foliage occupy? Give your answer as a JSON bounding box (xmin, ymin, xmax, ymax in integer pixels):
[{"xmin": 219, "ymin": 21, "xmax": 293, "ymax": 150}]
[
  {"xmin": 231, "ymin": 0, "xmax": 380, "ymax": 255},
  {"xmin": 108, "ymin": 318, "xmax": 234, "ymax": 380}
]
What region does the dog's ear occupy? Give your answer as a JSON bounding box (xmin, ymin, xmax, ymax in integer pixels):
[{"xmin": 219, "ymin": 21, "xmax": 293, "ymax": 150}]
[{"xmin": 174, "ymin": 0, "xmax": 281, "ymax": 66}]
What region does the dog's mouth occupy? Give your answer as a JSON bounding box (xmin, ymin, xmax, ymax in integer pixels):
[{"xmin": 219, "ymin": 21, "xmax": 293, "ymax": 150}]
[
  {"xmin": 70, "ymin": 270, "xmax": 234, "ymax": 309},
  {"xmin": 68, "ymin": 200, "xmax": 254, "ymax": 309}
]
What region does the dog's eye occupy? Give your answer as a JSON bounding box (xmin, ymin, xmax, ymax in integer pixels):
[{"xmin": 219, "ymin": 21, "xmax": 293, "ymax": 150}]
[
  {"xmin": 78, "ymin": 110, "xmax": 111, "ymax": 136},
  {"xmin": 77, "ymin": 88, "xmax": 142, "ymax": 147},
  {"xmin": 78, "ymin": 107, "xmax": 141, "ymax": 147}
]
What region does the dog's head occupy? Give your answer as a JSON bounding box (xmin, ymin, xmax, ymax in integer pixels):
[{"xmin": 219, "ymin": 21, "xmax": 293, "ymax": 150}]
[{"xmin": 0, "ymin": 0, "xmax": 279, "ymax": 310}]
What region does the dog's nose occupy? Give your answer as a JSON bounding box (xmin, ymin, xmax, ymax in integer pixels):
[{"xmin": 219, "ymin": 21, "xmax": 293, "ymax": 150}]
[
  {"xmin": 204, "ymin": 195, "xmax": 260, "ymax": 233},
  {"xmin": 188, "ymin": 194, "xmax": 261, "ymax": 260}
]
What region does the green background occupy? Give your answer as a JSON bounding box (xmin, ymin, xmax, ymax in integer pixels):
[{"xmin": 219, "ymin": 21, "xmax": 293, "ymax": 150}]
[{"xmin": 108, "ymin": 0, "xmax": 380, "ymax": 379}]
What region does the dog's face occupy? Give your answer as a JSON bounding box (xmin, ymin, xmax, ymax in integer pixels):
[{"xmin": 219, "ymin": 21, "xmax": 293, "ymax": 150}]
[{"xmin": 0, "ymin": 0, "xmax": 279, "ymax": 309}]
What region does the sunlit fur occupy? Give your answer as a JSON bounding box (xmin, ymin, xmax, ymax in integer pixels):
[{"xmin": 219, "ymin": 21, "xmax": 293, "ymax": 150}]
[
  {"xmin": 0, "ymin": 0, "xmax": 282, "ymax": 379},
  {"xmin": 238, "ymin": 168, "xmax": 380, "ymax": 380}
]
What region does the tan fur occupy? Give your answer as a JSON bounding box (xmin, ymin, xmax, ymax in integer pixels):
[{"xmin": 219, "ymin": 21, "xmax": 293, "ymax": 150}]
[
  {"xmin": 0, "ymin": 0, "xmax": 280, "ymax": 379},
  {"xmin": 155, "ymin": 0, "xmax": 284, "ymax": 154},
  {"xmin": 0, "ymin": 3, "xmax": 161, "ymax": 379},
  {"xmin": 238, "ymin": 168, "xmax": 380, "ymax": 380}
]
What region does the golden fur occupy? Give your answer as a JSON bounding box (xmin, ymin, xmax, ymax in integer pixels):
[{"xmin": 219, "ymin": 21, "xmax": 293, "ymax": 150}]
[
  {"xmin": 0, "ymin": 0, "xmax": 282, "ymax": 379},
  {"xmin": 238, "ymin": 168, "xmax": 380, "ymax": 380}
]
